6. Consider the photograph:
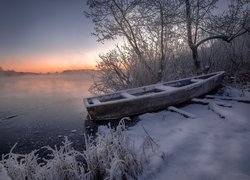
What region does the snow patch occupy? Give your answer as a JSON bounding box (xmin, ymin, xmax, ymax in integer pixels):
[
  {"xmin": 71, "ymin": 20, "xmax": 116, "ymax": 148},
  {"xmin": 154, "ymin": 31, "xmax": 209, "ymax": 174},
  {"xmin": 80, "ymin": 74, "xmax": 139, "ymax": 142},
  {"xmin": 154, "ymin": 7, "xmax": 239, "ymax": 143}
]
[{"xmin": 0, "ymin": 164, "xmax": 11, "ymax": 180}]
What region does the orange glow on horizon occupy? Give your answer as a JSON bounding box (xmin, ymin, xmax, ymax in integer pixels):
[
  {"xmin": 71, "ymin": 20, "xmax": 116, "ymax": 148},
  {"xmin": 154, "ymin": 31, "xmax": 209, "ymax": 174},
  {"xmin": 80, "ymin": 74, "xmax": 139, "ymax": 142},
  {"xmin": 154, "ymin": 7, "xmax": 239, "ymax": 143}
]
[
  {"xmin": 0, "ymin": 38, "xmax": 121, "ymax": 73},
  {"xmin": 0, "ymin": 51, "xmax": 99, "ymax": 73},
  {"xmin": 13, "ymin": 65, "xmax": 97, "ymax": 73}
]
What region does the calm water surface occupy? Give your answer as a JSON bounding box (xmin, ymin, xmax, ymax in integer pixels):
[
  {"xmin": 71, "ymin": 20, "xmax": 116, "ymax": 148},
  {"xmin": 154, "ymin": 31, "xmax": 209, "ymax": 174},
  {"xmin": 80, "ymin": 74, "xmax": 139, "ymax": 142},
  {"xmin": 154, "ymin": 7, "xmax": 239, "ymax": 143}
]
[{"xmin": 0, "ymin": 74, "xmax": 93, "ymax": 155}]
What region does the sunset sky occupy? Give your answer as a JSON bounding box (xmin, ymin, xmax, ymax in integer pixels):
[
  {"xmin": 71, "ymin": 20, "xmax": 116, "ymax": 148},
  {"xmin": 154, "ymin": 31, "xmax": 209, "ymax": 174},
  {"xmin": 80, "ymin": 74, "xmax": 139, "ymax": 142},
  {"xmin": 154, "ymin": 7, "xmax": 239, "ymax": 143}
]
[
  {"xmin": 0, "ymin": 0, "xmax": 228, "ymax": 73},
  {"xmin": 0, "ymin": 0, "xmax": 117, "ymax": 73}
]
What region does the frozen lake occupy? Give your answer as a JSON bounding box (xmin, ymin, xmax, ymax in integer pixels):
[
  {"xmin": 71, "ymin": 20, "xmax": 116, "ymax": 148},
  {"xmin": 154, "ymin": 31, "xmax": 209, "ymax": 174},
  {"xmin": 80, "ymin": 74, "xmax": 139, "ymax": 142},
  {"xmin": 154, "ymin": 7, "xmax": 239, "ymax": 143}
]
[{"xmin": 0, "ymin": 73, "xmax": 93, "ymax": 156}]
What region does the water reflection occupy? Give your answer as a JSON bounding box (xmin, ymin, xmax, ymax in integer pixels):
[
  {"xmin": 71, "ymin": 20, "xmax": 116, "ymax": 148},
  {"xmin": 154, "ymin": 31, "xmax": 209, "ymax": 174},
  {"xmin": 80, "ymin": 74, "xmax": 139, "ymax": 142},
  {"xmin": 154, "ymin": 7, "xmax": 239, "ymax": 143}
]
[{"xmin": 0, "ymin": 74, "xmax": 93, "ymax": 156}]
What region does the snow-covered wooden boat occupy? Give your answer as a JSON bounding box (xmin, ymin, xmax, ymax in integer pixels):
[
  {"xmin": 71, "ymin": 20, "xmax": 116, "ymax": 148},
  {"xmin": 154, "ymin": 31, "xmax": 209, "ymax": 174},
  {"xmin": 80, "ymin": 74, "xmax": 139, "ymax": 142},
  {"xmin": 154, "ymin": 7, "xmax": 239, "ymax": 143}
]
[{"xmin": 84, "ymin": 71, "xmax": 225, "ymax": 120}]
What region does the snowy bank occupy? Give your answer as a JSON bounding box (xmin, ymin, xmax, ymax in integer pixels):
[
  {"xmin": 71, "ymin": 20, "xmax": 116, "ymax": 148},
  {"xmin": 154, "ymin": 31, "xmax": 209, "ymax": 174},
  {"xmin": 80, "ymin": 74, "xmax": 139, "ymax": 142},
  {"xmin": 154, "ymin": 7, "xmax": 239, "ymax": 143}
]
[
  {"xmin": 0, "ymin": 121, "xmax": 162, "ymax": 180},
  {"xmin": 122, "ymin": 86, "xmax": 250, "ymax": 180},
  {"xmin": 1, "ymin": 86, "xmax": 250, "ymax": 180}
]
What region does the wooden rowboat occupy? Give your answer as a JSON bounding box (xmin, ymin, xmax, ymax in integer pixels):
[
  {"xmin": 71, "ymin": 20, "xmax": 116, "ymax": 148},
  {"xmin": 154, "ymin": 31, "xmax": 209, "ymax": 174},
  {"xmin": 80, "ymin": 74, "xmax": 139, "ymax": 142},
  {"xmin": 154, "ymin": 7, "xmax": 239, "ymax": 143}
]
[{"xmin": 84, "ymin": 71, "xmax": 225, "ymax": 120}]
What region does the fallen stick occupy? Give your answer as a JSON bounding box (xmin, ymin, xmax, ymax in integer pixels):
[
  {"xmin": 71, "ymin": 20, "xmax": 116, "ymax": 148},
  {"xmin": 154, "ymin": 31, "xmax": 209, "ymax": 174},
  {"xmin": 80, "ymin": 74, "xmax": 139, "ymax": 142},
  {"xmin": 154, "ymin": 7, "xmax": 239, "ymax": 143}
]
[
  {"xmin": 167, "ymin": 106, "xmax": 197, "ymax": 119},
  {"xmin": 208, "ymin": 103, "xmax": 225, "ymax": 118},
  {"xmin": 206, "ymin": 95, "xmax": 250, "ymax": 103},
  {"xmin": 0, "ymin": 115, "xmax": 18, "ymax": 121},
  {"xmin": 191, "ymin": 98, "xmax": 232, "ymax": 107}
]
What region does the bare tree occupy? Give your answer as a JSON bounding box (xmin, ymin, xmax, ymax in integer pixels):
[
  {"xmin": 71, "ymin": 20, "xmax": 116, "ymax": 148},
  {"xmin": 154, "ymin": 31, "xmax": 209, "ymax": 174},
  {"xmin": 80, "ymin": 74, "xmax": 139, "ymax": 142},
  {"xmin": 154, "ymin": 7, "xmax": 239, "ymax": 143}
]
[
  {"xmin": 138, "ymin": 0, "xmax": 180, "ymax": 81},
  {"xmin": 88, "ymin": 45, "xmax": 129, "ymax": 93},
  {"xmin": 89, "ymin": 43, "xmax": 155, "ymax": 94},
  {"xmin": 86, "ymin": 0, "xmax": 158, "ymax": 78},
  {"xmin": 86, "ymin": 0, "xmax": 182, "ymax": 82},
  {"xmin": 183, "ymin": 0, "xmax": 249, "ymax": 72}
]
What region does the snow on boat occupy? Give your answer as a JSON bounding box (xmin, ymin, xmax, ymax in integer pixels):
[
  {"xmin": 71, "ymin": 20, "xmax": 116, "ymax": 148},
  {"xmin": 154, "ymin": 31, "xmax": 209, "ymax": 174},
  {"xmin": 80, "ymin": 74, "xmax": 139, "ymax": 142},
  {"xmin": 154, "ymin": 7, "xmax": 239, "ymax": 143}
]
[{"xmin": 84, "ymin": 71, "xmax": 225, "ymax": 120}]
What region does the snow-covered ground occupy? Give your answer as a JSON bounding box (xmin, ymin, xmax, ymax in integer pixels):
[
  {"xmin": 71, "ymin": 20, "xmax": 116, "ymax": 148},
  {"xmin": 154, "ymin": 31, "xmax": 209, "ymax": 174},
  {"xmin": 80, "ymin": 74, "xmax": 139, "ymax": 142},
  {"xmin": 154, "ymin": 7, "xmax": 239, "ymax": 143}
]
[
  {"xmin": 0, "ymin": 164, "xmax": 11, "ymax": 180},
  {"xmin": 1, "ymin": 86, "xmax": 250, "ymax": 179},
  {"xmin": 123, "ymin": 87, "xmax": 250, "ymax": 180},
  {"xmin": 100, "ymin": 86, "xmax": 250, "ymax": 180}
]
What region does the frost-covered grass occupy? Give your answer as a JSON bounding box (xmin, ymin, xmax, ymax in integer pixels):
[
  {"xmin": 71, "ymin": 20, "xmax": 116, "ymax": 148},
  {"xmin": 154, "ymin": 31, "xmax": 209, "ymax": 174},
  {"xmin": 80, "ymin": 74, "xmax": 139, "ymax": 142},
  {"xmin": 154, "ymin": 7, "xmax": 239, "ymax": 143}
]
[
  {"xmin": 1, "ymin": 139, "xmax": 86, "ymax": 180},
  {"xmin": 0, "ymin": 120, "xmax": 162, "ymax": 180}
]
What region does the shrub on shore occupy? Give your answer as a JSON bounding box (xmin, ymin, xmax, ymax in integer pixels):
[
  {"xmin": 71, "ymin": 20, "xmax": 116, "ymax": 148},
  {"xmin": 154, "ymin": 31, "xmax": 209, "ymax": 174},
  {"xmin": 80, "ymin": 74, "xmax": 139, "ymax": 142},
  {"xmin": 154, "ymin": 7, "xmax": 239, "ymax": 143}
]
[{"xmin": 0, "ymin": 121, "xmax": 161, "ymax": 180}]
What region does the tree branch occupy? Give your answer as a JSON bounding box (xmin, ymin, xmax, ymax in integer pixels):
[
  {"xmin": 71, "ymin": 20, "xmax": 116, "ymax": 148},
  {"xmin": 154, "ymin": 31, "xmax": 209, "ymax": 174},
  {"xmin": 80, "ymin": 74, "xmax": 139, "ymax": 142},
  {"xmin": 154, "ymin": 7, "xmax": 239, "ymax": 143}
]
[{"xmin": 196, "ymin": 29, "xmax": 248, "ymax": 48}]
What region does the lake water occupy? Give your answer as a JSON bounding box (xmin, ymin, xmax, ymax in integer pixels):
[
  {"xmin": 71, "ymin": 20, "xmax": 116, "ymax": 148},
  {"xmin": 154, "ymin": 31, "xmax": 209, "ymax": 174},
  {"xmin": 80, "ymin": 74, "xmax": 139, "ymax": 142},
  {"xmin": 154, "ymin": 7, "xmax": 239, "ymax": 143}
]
[{"xmin": 0, "ymin": 74, "xmax": 93, "ymax": 156}]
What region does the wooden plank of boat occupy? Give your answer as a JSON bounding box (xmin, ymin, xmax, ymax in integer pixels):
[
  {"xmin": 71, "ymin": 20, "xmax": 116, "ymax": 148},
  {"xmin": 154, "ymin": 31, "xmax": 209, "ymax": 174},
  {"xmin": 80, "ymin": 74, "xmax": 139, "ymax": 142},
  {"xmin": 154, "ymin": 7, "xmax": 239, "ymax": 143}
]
[{"xmin": 83, "ymin": 71, "xmax": 225, "ymax": 120}]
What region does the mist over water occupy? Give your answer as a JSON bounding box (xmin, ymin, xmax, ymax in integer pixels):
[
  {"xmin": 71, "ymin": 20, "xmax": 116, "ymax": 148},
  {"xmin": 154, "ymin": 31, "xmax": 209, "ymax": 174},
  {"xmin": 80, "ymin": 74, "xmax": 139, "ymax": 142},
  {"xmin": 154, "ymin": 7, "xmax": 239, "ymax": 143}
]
[{"xmin": 0, "ymin": 73, "xmax": 93, "ymax": 156}]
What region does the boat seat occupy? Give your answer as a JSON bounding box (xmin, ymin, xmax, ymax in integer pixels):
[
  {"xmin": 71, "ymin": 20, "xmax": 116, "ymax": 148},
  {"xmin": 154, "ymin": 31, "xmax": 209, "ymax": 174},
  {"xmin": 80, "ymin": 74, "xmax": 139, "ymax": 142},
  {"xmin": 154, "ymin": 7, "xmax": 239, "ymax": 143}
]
[
  {"xmin": 191, "ymin": 79, "xmax": 204, "ymax": 83},
  {"xmin": 121, "ymin": 92, "xmax": 135, "ymax": 99},
  {"xmin": 92, "ymin": 98, "xmax": 101, "ymax": 104}
]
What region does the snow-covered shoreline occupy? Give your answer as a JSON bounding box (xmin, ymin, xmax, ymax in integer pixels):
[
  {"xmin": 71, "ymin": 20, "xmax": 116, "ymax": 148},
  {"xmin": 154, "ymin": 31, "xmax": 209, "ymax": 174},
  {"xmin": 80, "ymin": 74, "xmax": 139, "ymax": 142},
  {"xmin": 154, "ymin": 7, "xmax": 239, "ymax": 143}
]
[
  {"xmin": 1, "ymin": 86, "xmax": 250, "ymax": 179},
  {"xmin": 100, "ymin": 86, "xmax": 250, "ymax": 179}
]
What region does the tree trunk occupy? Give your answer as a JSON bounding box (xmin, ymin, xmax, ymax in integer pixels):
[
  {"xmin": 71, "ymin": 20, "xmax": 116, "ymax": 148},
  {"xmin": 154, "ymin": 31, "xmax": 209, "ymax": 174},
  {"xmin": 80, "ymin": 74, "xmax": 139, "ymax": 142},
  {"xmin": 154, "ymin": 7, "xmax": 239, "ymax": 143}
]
[
  {"xmin": 158, "ymin": 3, "xmax": 165, "ymax": 82},
  {"xmin": 185, "ymin": 0, "xmax": 202, "ymax": 74},
  {"xmin": 191, "ymin": 47, "xmax": 200, "ymax": 72}
]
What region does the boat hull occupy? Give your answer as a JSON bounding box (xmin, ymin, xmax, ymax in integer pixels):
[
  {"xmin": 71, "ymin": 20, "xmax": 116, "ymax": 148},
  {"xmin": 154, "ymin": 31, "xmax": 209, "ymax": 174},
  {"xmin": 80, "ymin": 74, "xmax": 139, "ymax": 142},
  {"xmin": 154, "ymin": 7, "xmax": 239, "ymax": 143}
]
[{"xmin": 84, "ymin": 71, "xmax": 224, "ymax": 120}]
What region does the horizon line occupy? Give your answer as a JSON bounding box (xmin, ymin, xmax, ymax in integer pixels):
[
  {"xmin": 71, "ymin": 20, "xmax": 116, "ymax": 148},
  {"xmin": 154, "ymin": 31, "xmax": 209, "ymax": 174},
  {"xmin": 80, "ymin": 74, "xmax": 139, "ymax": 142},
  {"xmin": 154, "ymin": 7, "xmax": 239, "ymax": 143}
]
[{"xmin": 0, "ymin": 67, "xmax": 97, "ymax": 74}]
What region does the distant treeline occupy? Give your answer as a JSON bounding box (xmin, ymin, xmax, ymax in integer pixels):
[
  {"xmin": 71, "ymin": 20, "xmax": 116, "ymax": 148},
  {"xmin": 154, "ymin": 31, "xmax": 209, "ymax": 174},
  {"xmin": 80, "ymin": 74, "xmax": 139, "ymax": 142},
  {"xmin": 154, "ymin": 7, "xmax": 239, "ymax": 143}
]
[
  {"xmin": 0, "ymin": 67, "xmax": 39, "ymax": 77},
  {"xmin": 61, "ymin": 69, "xmax": 97, "ymax": 74},
  {"xmin": 0, "ymin": 67, "xmax": 97, "ymax": 77}
]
